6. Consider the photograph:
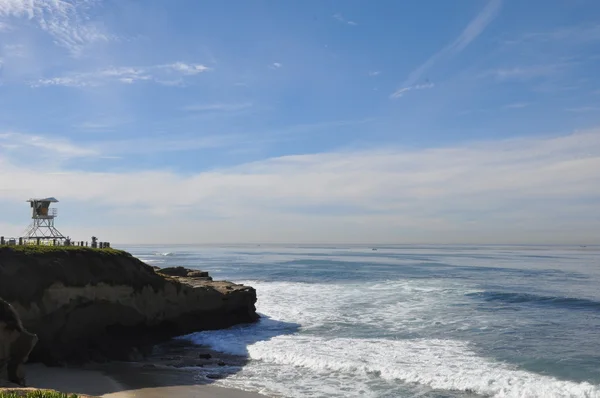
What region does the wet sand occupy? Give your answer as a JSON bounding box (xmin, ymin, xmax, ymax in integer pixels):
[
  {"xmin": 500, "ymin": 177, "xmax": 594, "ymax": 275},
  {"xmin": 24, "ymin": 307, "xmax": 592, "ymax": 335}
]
[{"xmin": 25, "ymin": 363, "xmax": 266, "ymax": 398}]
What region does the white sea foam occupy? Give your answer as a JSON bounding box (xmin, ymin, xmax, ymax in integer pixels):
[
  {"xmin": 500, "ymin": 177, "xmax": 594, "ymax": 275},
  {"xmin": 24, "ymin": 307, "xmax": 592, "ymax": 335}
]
[{"xmin": 184, "ymin": 279, "xmax": 600, "ymax": 397}]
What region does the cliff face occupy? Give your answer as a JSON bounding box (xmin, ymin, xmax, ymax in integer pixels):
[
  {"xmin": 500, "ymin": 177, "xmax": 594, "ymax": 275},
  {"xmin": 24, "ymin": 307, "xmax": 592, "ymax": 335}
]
[{"xmin": 0, "ymin": 247, "xmax": 258, "ymax": 365}]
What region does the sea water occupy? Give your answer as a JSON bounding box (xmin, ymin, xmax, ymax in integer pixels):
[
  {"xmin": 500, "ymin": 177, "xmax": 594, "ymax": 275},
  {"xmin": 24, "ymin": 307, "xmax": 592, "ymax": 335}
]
[{"xmin": 124, "ymin": 244, "xmax": 600, "ymax": 398}]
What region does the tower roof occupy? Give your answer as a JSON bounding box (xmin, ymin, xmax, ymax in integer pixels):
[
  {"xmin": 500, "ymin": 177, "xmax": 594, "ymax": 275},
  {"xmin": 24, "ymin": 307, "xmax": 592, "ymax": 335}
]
[{"xmin": 27, "ymin": 197, "xmax": 59, "ymax": 203}]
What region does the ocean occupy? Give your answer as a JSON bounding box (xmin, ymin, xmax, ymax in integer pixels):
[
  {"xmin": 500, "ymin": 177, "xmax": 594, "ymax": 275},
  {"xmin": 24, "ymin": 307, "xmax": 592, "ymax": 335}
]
[{"xmin": 123, "ymin": 244, "xmax": 600, "ymax": 398}]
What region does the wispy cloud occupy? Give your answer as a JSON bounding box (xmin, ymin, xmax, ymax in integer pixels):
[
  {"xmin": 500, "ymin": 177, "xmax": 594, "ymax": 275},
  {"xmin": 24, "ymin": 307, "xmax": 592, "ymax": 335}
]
[
  {"xmin": 333, "ymin": 13, "xmax": 357, "ymax": 26},
  {"xmin": 184, "ymin": 103, "xmax": 253, "ymax": 112},
  {"xmin": 368, "ymin": 71, "xmax": 381, "ymax": 76},
  {"xmin": 269, "ymin": 62, "xmax": 282, "ymax": 69},
  {"xmin": 395, "ymin": 0, "xmax": 502, "ymax": 93},
  {"xmin": 485, "ymin": 64, "xmax": 565, "ymax": 81},
  {"xmin": 163, "ymin": 62, "xmax": 210, "ymax": 75},
  {"xmin": 503, "ymin": 102, "xmax": 530, "ymax": 109},
  {"xmin": 32, "ymin": 62, "xmax": 211, "ymax": 87},
  {"xmin": 566, "ymin": 106, "xmax": 600, "ymax": 113},
  {"xmin": 516, "ymin": 24, "xmax": 600, "ymax": 44},
  {"xmin": 75, "ymin": 118, "xmax": 129, "ymax": 131},
  {"xmin": 0, "ymin": 132, "xmax": 97, "ymax": 158},
  {"xmin": 0, "ymin": 0, "xmax": 111, "ymax": 56},
  {"xmin": 95, "ymin": 135, "xmax": 243, "ymax": 155},
  {"xmin": 2, "ymin": 43, "xmax": 25, "ymax": 57},
  {"xmin": 390, "ymin": 82, "xmax": 434, "ymax": 99},
  {"xmin": 0, "ymin": 130, "xmax": 248, "ymax": 165}
]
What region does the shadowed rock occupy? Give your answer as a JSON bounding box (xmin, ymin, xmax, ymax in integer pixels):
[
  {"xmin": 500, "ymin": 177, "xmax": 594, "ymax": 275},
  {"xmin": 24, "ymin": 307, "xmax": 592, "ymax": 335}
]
[{"xmin": 0, "ymin": 298, "xmax": 38, "ymax": 386}]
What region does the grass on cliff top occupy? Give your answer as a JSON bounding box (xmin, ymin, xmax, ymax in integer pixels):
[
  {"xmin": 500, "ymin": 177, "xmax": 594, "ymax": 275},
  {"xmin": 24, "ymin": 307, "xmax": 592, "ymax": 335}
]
[
  {"xmin": 0, "ymin": 245, "xmax": 128, "ymax": 257},
  {"xmin": 0, "ymin": 391, "xmax": 78, "ymax": 398}
]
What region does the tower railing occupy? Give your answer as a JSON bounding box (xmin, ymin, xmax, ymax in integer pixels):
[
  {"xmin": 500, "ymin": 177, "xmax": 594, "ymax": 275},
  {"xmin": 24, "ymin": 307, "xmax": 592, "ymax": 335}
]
[{"xmin": 0, "ymin": 236, "xmax": 111, "ymax": 248}]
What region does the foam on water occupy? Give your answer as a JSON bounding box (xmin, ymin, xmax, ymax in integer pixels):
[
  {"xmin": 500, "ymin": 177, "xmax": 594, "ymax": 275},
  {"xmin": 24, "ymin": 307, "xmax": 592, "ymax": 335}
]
[{"xmin": 185, "ymin": 279, "xmax": 600, "ymax": 397}]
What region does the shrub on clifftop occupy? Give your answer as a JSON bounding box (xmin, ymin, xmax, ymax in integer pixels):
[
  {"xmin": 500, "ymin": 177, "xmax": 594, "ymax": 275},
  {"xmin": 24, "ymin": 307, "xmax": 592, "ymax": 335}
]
[{"xmin": 0, "ymin": 391, "xmax": 78, "ymax": 398}]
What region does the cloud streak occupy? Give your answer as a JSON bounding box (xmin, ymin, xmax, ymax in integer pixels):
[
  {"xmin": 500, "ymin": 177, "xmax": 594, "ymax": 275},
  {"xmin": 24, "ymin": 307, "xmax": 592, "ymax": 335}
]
[
  {"xmin": 516, "ymin": 24, "xmax": 600, "ymax": 44},
  {"xmin": 0, "ymin": 132, "xmax": 98, "ymax": 158},
  {"xmin": 333, "ymin": 13, "xmax": 357, "ymax": 26},
  {"xmin": 484, "ymin": 64, "xmax": 566, "ymax": 81},
  {"xmin": 0, "ymin": 130, "xmax": 249, "ymax": 162},
  {"xmin": 503, "ymin": 102, "xmax": 530, "ymax": 109},
  {"xmin": 184, "ymin": 103, "xmax": 253, "ymax": 112},
  {"xmin": 390, "ymin": 82, "xmax": 434, "ymax": 99},
  {"xmin": 394, "ymin": 0, "xmax": 502, "ymax": 94},
  {"xmin": 32, "ymin": 62, "xmax": 211, "ymax": 87}
]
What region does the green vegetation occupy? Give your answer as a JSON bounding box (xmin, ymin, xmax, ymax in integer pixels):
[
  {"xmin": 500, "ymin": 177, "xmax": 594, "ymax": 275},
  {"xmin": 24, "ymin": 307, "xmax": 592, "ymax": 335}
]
[
  {"xmin": 0, "ymin": 245, "xmax": 127, "ymax": 257},
  {"xmin": 0, "ymin": 390, "xmax": 78, "ymax": 398}
]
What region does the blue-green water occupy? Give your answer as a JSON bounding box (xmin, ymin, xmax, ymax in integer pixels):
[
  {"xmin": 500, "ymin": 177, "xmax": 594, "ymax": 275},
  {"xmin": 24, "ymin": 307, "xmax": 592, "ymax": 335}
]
[{"xmin": 123, "ymin": 244, "xmax": 600, "ymax": 398}]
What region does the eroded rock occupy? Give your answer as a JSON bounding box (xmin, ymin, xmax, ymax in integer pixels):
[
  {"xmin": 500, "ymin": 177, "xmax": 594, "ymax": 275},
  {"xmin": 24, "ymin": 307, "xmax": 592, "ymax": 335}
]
[
  {"xmin": 0, "ymin": 298, "xmax": 38, "ymax": 386},
  {"xmin": 0, "ymin": 247, "xmax": 258, "ymax": 365}
]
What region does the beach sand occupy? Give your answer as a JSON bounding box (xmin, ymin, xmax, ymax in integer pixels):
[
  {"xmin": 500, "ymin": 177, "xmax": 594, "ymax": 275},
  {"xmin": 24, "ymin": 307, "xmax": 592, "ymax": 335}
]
[
  {"xmin": 23, "ymin": 335, "xmax": 268, "ymax": 398},
  {"xmin": 25, "ymin": 362, "xmax": 267, "ymax": 398}
]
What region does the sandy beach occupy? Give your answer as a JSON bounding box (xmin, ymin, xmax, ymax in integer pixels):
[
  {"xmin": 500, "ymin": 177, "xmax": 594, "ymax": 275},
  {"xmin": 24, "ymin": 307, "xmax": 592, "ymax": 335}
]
[{"xmin": 25, "ymin": 362, "xmax": 267, "ymax": 398}]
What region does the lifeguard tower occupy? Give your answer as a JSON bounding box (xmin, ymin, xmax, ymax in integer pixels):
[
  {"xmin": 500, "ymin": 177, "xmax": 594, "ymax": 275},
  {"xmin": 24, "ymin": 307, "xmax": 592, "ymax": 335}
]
[{"xmin": 22, "ymin": 197, "xmax": 66, "ymax": 242}]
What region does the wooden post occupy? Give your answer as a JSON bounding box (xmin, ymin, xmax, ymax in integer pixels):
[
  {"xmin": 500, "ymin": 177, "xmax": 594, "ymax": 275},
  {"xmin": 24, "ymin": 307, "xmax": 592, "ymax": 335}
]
[
  {"xmin": 0, "ymin": 236, "xmax": 4, "ymax": 245},
  {"xmin": 18, "ymin": 238, "xmax": 23, "ymax": 245},
  {"xmin": 36, "ymin": 237, "xmax": 41, "ymax": 246},
  {"xmin": 53, "ymin": 239, "xmax": 57, "ymax": 246}
]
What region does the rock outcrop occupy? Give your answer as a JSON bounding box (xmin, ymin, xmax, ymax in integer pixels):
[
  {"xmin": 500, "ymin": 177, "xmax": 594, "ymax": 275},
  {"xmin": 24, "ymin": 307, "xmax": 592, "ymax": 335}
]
[
  {"xmin": 0, "ymin": 298, "xmax": 38, "ymax": 387},
  {"xmin": 157, "ymin": 266, "xmax": 213, "ymax": 281},
  {"xmin": 0, "ymin": 246, "xmax": 258, "ymax": 367}
]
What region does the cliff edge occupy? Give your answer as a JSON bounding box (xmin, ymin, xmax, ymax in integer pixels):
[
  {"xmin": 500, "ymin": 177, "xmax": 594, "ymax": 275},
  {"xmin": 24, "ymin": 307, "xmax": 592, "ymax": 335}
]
[{"xmin": 0, "ymin": 246, "xmax": 258, "ymax": 365}]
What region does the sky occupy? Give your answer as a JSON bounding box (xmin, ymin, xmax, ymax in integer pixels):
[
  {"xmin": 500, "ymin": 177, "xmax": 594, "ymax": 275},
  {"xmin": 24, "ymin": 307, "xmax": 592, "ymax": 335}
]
[{"xmin": 0, "ymin": 0, "xmax": 599, "ymax": 245}]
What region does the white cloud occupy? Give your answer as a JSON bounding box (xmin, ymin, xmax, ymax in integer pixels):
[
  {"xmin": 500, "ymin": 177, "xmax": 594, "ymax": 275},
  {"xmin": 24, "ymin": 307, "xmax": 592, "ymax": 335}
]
[
  {"xmin": 1, "ymin": 128, "xmax": 599, "ymax": 244},
  {"xmin": 162, "ymin": 62, "xmax": 211, "ymax": 75},
  {"xmin": 395, "ymin": 0, "xmax": 502, "ymax": 93},
  {"xmin": 184, "ymin": 103, "xmax": 253, "ymax": 112},
  {"xmin": 503, "ymin": 102, "xmax": 530, "ymax": 109},
  {"xmin": 32, "ymin": 62, "xmax": 211, "ymax": 87},
  {"xmin": 486, "ymin": 64, "xmax": 564, "ymax": 80},
  {"xmin": 390, "ymin": 82, "xmax": 434, "ymax": 99},
  {"xmin": 333, "ymin": 13, "xmax": 357, "ymax": 26},
  {"xmin": 368, "ymin": 71, "xmax": 381, "ymax": 76},
  {"xmin": 0, "ymin": 0, "xmax": 111, "ymax": 56},
  {"xmin": 269, "ymin": 62, "xmax": 282, "ymax": 69}
]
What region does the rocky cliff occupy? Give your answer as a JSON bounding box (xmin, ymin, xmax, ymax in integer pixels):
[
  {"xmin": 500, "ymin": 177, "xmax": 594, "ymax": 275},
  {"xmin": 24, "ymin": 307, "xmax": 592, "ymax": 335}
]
[{"xmin": 0, "ymin": 246, "xmax": 258, "ymax": 366}]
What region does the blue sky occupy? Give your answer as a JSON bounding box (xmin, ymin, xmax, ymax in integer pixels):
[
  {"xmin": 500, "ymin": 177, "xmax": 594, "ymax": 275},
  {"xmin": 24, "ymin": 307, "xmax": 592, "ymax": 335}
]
[{"xmin": 1, "ymin": 0, "xmax": 599, "ymax": 244}]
